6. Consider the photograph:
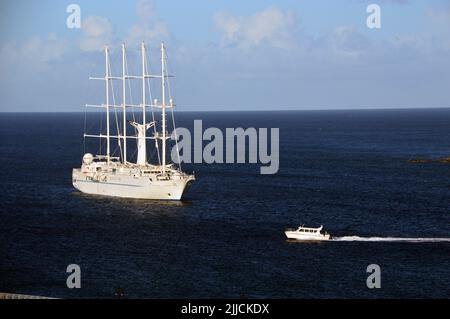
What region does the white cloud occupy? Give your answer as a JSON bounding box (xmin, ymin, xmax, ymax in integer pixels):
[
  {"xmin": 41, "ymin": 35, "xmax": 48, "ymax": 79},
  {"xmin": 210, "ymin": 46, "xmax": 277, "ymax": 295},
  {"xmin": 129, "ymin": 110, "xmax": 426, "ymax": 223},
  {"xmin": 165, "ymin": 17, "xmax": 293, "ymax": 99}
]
[
  {"xmin": 385, "ymin": 6, "xmax": 450, "ymax": 55},
  {"xmin": 389, "ymin": 34, "xmax": 433, "ymax": 54},
  {"xmin": 215, "ymin": 7, "xmax": 298, "ymax": 50},
  {"xmin": 78, "ymin": 1, "xmax": 168, "ymax": 51},
  {"xmin": 126, "ymin": 0, "xmax": 169, "ymax": 47},
  {"xmin": 80, "ymin": 16, "xmax": 113, "ymax": 52},
  {"xmin": 0, "ymin": 33, "xmax": 67, "ymax": 67},
  {"xmin": 136, "ymin": 0, "xmax": 155, "ymax": 21},
  {"xmin": 127, "ymin": 21, "xmax": 169, "ymax": 46},
  {"xmin": 328, "ymin": 26, "xmax": 371, "ymax": 59}
]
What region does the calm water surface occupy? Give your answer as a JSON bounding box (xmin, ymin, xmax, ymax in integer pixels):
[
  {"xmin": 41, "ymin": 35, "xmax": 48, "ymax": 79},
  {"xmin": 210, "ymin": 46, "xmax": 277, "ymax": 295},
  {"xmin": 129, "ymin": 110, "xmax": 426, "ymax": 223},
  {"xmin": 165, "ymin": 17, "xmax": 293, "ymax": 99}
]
[{"xmin": 0, "ymin": 109, "xmax": 449, "ymax": 298}]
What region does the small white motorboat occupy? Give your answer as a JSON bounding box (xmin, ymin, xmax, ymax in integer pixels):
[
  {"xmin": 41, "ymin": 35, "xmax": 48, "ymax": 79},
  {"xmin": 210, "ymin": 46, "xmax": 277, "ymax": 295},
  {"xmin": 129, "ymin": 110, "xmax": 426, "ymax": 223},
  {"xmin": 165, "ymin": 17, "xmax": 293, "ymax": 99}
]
[{"xmin": 285, "ymin": 225, "xmax": 331, "ymax": 241}]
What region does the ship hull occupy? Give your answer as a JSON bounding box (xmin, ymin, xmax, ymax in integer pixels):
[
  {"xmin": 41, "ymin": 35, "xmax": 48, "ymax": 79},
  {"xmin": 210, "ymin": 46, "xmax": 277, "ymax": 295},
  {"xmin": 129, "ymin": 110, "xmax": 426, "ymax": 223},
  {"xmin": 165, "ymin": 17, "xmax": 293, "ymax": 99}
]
[
  {"xmin": 72, "ymin": 169, "xmax": 193, "ymax": 200},
  {"xmin": 284, "ymin": 231, "xmax": 330, "ymax": 241}
]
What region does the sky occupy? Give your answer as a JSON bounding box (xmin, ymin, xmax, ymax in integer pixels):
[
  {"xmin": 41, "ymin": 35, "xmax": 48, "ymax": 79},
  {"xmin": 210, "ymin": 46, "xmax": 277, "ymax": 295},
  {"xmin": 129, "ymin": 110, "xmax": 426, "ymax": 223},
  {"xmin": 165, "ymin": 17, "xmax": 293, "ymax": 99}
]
[{"xmin": 0, "ymin": 0, "xmax": 449, "ymax": 111}]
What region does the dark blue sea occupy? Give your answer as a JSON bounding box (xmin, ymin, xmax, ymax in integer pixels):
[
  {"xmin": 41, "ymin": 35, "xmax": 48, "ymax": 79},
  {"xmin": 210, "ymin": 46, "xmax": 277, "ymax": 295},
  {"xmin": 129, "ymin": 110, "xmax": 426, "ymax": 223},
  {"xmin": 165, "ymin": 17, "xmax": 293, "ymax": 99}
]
[{"xmin": 1, "ymin": 109, "xmax": 450, "ymax": 298}]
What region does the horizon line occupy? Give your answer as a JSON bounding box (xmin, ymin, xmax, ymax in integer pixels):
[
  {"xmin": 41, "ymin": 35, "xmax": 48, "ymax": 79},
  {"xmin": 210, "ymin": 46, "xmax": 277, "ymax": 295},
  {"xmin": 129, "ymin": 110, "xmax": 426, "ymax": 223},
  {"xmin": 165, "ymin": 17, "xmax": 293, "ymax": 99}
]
[{"xmin": 1, "ymin": 106, "xmax": 450, "ymax": 113}]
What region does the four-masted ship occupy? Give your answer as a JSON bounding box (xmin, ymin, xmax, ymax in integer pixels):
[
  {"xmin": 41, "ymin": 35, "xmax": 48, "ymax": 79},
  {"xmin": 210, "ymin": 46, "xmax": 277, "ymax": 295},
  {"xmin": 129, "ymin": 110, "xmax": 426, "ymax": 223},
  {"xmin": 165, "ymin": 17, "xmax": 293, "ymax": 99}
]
[{"xmin": 72, "ymin": 42, "xmax": 195, "ymax": 200}]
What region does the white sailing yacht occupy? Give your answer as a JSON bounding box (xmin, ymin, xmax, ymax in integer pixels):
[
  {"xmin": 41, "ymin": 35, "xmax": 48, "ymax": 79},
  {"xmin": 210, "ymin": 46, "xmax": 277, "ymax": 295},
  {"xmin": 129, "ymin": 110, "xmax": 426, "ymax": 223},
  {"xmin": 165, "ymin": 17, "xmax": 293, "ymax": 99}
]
[{"xmin": 72, "ymin": 42, "xmax": 195, "ymax": 200}]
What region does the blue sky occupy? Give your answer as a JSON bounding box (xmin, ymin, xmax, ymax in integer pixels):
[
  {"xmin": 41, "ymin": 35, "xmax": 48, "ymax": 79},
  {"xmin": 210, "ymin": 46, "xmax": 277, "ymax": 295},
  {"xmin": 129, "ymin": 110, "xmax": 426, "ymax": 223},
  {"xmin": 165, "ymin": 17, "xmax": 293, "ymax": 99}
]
[{"xmin": 0, "ymin": 0, "xmax": 449, "ymax": 111}]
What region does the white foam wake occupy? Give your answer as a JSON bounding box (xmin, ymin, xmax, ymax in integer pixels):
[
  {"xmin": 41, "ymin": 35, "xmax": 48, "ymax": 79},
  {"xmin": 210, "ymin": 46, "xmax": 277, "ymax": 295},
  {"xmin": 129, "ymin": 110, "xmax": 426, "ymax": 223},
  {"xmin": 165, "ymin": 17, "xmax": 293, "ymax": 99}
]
[{"xmin": 332, "ymin": 236, "xmax": 450, "ymax": 243}]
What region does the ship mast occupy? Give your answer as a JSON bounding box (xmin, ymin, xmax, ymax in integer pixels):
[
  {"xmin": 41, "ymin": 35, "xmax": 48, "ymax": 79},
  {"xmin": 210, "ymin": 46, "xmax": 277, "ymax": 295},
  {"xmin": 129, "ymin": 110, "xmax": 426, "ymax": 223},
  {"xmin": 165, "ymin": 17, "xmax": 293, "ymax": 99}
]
[
  {"xmin": 128, "ymin": 42, "xmax": 155, "ymax": 166},
  {"xmin": 105, "ymin": 46, "xmax": 110, "ymax": 164},
  {"xmin": 141, "ymin": 41, "xmax": 147, "ymax": 157},
  {"xmin": 161, "ymin": 42, "xmax": 166, "ymax": 174},
  {"xmin": 122, "ymin": 43, "xmax": 127, "ymax": 164},
  {"xmin": 85, "ymin": 42, "xmax": 166, "ymax": 167}
]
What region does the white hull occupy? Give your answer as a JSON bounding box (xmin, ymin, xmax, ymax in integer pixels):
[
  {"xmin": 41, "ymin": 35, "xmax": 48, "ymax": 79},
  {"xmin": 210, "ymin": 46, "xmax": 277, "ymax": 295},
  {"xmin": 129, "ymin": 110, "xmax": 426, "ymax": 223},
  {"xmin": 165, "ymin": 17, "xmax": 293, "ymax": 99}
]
[
  {"xmin": 285, "ymin": 231, "xmax": 330, "ymax": 241},
  {"xmin": 72, "ymin": 168, "xmax": 194, "ymax": 200}
]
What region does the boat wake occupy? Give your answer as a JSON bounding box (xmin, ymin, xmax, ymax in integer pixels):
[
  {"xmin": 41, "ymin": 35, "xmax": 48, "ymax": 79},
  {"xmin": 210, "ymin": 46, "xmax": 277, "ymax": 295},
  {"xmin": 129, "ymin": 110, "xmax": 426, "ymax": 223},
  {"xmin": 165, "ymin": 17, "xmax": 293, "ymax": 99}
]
[{"xmin": 332, "ymin": 236, "xmax": 450, "ymax": 243}]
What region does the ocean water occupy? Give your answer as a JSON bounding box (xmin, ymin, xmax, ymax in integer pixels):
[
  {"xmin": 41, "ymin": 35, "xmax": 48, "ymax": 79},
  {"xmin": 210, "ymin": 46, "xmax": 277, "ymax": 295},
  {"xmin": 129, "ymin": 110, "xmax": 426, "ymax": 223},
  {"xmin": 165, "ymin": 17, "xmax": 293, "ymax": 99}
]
[{"xmin": 0, "ymin": 109, "xmax": 449, "ymax": 298}]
